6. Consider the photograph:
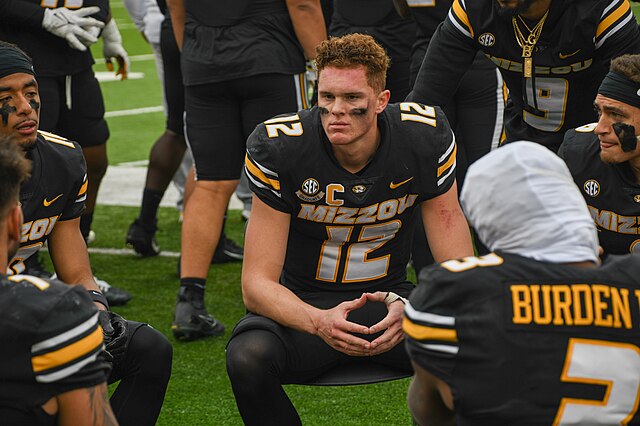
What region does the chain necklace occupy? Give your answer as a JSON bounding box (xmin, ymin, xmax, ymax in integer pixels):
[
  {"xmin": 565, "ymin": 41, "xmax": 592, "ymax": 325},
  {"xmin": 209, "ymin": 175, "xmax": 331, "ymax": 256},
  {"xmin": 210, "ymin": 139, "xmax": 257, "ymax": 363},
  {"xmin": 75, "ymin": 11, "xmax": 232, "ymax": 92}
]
[{"xmin": 512, "ymin": 10, "xmax": 549, "ymax": 78}]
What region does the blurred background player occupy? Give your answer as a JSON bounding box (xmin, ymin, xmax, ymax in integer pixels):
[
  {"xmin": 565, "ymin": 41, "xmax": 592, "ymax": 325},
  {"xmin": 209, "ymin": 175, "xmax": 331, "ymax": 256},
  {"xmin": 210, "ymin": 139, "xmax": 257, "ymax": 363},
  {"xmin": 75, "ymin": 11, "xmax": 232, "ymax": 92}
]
[
  {"xmin": 165, "ymin": 0, "xmax": 326, "ymax": 341},
  {"xmin": 404, "ymin": 141, "xmax": 640, "ymax": 425},
  {"xmin": 329, "ymin": 0, "xmax": 416, "ymax": 102},
  {"xmin": 122, "ymin": 0, "xmax": 244, "ymax": 262},
  {"xmin": 0, "ymin": 134, "xmax": 116, "ymax": 425},
  {"xmin": 0, "ymin": 0, "xmax": 132, "ymax": 305},
  {"xmin": 0, "ymin": 41, "xmax": 172, "ymax": 426},
  {"xmin": 559, "ymin": 53, "xmax": 640, "ymax": 256},
  {"xmin": 408, "ymin": 0, "xmax": 640, "ymax": 153}
]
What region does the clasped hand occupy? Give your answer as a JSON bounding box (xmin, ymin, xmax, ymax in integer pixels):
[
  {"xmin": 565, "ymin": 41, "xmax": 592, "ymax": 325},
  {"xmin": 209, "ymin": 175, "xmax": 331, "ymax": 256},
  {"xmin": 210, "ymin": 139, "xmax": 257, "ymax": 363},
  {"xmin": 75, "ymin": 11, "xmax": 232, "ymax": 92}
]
[{"xmin": 314, "ymin": 292, "xmax": 405, "ymax": 357}]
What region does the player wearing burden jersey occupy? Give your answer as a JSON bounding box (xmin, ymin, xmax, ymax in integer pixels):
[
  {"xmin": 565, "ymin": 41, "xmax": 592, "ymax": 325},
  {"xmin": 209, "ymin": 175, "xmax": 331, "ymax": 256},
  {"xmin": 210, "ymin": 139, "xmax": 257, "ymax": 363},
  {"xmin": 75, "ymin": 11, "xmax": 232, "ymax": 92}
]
[
  {"xmin": 409, "ymin": 0, "xmax": 640, "ymax": 152},
  {"xmin": 226, "ymin": 33, "xmax": 473, "ymax": 425},
  {"xmin": 404, "ymin": 141, "xmax": 640, "ymax": 425}
]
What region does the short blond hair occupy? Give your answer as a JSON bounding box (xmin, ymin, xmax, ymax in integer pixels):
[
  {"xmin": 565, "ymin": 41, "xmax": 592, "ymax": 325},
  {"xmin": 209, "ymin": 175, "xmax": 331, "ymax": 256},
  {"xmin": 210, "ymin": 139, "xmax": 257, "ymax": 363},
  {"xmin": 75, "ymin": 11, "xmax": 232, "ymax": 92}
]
[{"xmin": 315, "ymin": 34, "xmax": 390, "ymax": 93}]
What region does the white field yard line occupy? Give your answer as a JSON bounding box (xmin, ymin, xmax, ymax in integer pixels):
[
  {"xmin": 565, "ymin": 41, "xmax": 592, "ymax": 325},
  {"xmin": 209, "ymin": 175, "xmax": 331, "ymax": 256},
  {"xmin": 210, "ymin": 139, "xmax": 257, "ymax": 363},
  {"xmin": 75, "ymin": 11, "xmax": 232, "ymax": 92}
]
[
  {"xmin": 43, "ymin": 246, "xmax": 181, "ymax": 258},
  {"xmin": 94, "ymin": 53, "xmax": 156, "ymax": 64},
  {"xmin": 105, "ymin": 105, "xmax": 164, "ymax": 118}
]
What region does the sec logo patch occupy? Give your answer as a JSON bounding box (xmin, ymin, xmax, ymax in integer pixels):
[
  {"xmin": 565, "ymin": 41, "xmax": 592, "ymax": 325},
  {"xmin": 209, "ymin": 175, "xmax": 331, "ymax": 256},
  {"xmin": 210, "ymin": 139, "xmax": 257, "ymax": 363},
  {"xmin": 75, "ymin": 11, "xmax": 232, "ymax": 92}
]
[
  {"xmin": 296, "ymin": 178, "xmax": 325, "ymax": 202},
  {"xmin": 583, "ymin": 179, "xmax": 600, "ymax": 197},
  {"xmin": 478, "ymin": 33, "xmax": 495, "ymax": 47}
]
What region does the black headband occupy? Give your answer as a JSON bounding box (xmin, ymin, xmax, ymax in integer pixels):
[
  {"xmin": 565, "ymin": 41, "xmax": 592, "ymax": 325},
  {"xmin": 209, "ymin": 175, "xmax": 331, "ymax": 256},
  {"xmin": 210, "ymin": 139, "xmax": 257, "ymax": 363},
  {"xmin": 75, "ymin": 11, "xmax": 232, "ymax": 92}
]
[
  {"xmin": 598, "ymin": 71, "xmax": 640, "ymax": 108},
  {"xmin": 0, "ymin": 45, "xmax": 35, "ymax": 80}
]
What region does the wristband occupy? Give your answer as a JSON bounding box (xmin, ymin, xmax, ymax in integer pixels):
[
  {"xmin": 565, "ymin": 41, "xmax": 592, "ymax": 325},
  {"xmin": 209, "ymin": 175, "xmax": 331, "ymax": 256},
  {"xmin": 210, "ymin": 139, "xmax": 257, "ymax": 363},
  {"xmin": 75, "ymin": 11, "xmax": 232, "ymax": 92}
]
[
  {"xmin": 88, "ymin": 290, "xmax": 109, "ymax": 310},
  {"xmin": 383, "ymin": 291, "xmax": 407, "ymax": 305}
]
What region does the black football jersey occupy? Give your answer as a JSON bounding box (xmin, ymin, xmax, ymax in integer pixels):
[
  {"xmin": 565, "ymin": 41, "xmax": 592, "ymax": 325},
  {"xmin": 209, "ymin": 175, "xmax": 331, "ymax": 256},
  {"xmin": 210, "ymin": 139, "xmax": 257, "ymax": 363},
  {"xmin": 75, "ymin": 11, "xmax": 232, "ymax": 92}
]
[
  {"xmin": 329, "ymin": 0, "xmax": 415, "ymax": 60},
  {"xmin": 0, "ymin": 0, "xmax": 109, "ymax": 77},
  {"xmin": 0, "ymin": 273, "xmax": 108, "ymax": 425},
  {"xmin": 245, "ymin": 103, "xmax": 457, "ymax": 292},
  {"xmin": 408, "ymin": 0, "xmax": 640, "ymax": 151},
  {"xmin": 181, "ymin": 0, "xmax": 305, "ymax": 85},
  {"xmin": 408, "ymin": 0, "xmax": 453, "ymax": 47},
  {"xmin": 404, "ymin": 251, "xmax": 640, "ymax": 425},
  {"xmin": 559, "ymin": 124, "xmax": 640, "ymax": 256},
  {"xmin": 8, "ymin": 131, "xmax": 87, "ymax": 275}
]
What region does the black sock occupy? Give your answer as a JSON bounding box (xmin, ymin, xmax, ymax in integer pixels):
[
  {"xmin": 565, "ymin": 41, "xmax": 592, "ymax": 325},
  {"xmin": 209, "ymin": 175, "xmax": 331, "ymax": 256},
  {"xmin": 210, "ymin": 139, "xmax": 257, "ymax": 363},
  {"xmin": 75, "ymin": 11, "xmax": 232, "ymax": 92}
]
[
  {"xmin": 139, "ymin": 188, "xmax": 163, "ymax": 226},
  {"xmin": 179, "ymin": 278, "xmax": 206, "ymax": 306},
  {"xmin": 180, "ymin": 277, "xmax": 206, "ymax": 293},
  {"xmin": 80, "ymin": 212, "xmax": 93, "ymax": 242}
]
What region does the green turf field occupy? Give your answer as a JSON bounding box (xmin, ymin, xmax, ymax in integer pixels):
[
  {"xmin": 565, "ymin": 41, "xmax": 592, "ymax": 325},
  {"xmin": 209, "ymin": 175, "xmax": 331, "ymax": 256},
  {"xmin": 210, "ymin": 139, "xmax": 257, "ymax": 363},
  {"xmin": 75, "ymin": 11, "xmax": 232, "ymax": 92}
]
[{"xmin": 91, "ymin": 2, "xmax": 640, "ymax": 425}]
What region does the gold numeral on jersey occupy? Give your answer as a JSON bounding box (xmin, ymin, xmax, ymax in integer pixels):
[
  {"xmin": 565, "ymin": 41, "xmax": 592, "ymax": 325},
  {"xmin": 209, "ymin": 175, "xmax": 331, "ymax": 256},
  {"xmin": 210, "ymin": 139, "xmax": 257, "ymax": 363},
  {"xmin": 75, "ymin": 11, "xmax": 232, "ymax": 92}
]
[
  {"xmin": 316, "ymin": 221, "xmax": 401, "ymax": 283},
  {"xmin": 440, "ymin": 253, "xmax": 504, "ymax": 272},
  {"xmin": 553, "ymin": 338, "xmax": 640, "ymax": 425},
  {"xmin": 407, "ymin": 0, "xmax": 436, "ymax": 6},
  {"xmin": 265, "ymin": 114, "xmax": 303, "ymax": 138},
  {"xmin": 400, "ymin": 102, "xmax": 437, "ymax": 127},
  {"xmin": 41, "ymin": 0, "xmax": 84, "ymax": 7},
  {"xmin": 8, "ymin": 274, "xmax": 50, "ymax": 291}
]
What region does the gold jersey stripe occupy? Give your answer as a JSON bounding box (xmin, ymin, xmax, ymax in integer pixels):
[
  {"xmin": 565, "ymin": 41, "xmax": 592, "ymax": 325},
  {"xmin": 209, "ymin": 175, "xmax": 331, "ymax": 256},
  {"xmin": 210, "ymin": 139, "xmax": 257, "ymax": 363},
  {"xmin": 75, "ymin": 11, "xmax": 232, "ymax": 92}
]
[
  {"xmin": 77, "ymin": 179, "xmax": 88, "ymax": 197},
  {"xmin": 596, "ymin": 0, "xmax": 630, "ymax": 38},
  {"xmin": 32, "ymin": 326, "xmax": 103, "ymax": 372},
  {"xmin": 403, "ymin": 317, "xmax": 458, "ymax": 342},
  {"xmin": 39, "ymin": 131, "xmax": 75, "ymax": 149},
  {"xmin": 245, "ymin": 155, "xmax": 281, "ymax": 191},
  {"xmin": 452, "ymin": 0, "xmax": 473, "ymax": 38},
  {"xmin": 437, "ymin": 144, "xmax": 457, "ymax": 177}
]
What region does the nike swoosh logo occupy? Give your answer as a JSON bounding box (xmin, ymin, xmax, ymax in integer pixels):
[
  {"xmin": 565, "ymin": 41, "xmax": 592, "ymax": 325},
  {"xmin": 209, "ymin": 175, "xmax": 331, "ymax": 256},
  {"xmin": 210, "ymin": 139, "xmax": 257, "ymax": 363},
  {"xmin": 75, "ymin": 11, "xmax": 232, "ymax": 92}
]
[
  {"xmin": 389, "ymin": 177, "xmax": 414, "ymax": 189},
  {"xmin": 559, "ymin": 49, "xmax": 580, "ymax": 59},
  {"xmin": 43, "ymin": 194, "xmax": 63, "ymax": 207}
]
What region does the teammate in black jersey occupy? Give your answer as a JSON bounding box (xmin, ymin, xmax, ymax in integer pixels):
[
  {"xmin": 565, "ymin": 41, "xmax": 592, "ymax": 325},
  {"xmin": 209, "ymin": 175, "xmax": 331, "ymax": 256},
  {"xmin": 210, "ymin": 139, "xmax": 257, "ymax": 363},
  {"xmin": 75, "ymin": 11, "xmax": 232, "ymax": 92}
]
[
  {"xmin": 409, "ymin": 0, "xmax": 640, "ymax": 152},
  {"xmin": 166, "ymin": 0, "xmax": 327, "ymax": 341},
  {"xmin": 225, "ymin": 34, "xmax": 474, "ymax": 425},
  {"xmin": 404, "ymin": 141, "xmax": 640, "ymax": 425},
  {"xmin": 0, "ymin": 135, "xmax": 116, "ymax": 425},
  {"xmin": 0, "ymin": 0, "xmax": 131, "ymax": 303},
  {"xmin": 559, "ymin": 54, "xmax": 640, "ymax": 256},
  {"xmin": 0, "ymin": 0, "xmax": 128, "ymax": 240},
  {"xmin": 0, "ymin": 41, "xmax": 171, "ymax": 426}
]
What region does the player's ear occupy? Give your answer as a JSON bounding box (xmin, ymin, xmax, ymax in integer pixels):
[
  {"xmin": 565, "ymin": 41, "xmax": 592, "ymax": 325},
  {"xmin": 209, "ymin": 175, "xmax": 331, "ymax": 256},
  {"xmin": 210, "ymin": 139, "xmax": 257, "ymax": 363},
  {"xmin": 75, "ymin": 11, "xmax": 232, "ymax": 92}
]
[{"xmin": 376, "ymin": 89, "xmax": 391, "ymax": 113}]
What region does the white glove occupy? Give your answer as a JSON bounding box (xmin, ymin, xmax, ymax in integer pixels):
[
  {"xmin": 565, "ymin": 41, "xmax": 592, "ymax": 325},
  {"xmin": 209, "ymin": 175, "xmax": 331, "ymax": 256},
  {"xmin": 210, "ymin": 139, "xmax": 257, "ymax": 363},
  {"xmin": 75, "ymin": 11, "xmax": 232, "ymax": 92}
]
[
  {"xmin": 102, "ymin": 19, "xmax": 130, "ymax": 80},
  {"xmin": 42, "ymin": 6, "xmax": 104, "ymax": 51}
]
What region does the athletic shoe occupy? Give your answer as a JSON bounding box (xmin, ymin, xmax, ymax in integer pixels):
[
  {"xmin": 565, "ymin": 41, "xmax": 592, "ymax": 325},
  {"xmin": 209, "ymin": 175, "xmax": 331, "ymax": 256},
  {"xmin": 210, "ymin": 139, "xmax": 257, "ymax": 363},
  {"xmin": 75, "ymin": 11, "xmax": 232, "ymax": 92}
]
[
  {"xmin": 126, "ymin": 219, "xmax": 160, "ymax": 257},
  {"xmin": 172, "ymin": 286, "xmax": 224, "ymax": 341},
  {"xmin": 212, "ymin": 235, "xmax": 244, "ymax": 264},
  {"xmin": 23, "ymin": 254, "xmax": 53, "ymax": 279},
  {"xmin": 94, "ymin": 276, "xmax": 132, "ymax": 306}
]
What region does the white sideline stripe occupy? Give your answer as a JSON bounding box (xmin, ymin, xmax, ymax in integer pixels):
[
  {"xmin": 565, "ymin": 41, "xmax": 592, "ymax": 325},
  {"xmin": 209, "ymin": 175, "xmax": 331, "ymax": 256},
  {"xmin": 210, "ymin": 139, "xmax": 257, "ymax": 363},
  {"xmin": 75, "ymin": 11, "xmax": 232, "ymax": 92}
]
[
  {"xmin": 94, "ymin": 54, "xmax": 156, "ymax": 64},
  {"xmin": 89, "ymin": 247, "xmax": 181, "ymax": 258},
  {"xmin": 43, "ymin": 246, "xmax": 180, "ymax": 258},
  {"xmin": 117, "ymin": 160, "xmax": 149, "ymax": 167},
  {"xmin": 105, "ymin": 106, "xmax": 164, "ymax": 118}
]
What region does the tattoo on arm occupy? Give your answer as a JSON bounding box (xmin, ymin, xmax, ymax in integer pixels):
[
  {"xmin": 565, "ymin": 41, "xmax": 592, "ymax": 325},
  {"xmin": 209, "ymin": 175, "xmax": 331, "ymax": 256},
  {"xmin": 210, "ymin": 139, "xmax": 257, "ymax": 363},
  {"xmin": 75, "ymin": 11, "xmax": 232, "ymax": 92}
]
[{"xmin": 89, "ymin": 384, "xmax": 119, "ymax": 426}]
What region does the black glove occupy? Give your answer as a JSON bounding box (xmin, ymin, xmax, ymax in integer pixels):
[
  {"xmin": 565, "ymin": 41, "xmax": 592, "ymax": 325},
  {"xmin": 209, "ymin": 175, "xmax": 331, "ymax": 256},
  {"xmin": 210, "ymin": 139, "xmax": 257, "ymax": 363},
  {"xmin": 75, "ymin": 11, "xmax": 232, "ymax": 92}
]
[{"xmin": 98, "ymin": 310, "xmax": 129, "ymax": 365}]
